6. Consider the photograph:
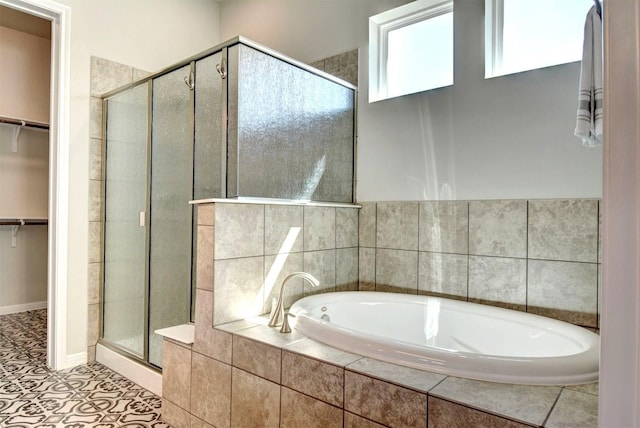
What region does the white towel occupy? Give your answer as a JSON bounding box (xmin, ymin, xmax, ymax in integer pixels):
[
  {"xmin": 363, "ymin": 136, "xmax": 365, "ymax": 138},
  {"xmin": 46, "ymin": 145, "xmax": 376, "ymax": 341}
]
[{"xmin": 575, "ymin": 5, "xmax": 603, "ymax": 147}]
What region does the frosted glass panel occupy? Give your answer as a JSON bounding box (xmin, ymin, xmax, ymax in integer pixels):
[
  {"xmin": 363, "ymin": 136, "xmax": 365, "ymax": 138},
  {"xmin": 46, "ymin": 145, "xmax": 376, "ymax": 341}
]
[
  {"xmin": 195, "ymin": 53, "xmax": 223, "ymax": 199},
  {"xmin": 103, "ymin": 83, "xmax": 149, "ymax": 357},
  {"xmin": 149, "ymin": 65, "xmax": 193, "ymax": 367},
  {"xmin": 228, "ymin": 44, "xmax": 355, "ymax": 203}
]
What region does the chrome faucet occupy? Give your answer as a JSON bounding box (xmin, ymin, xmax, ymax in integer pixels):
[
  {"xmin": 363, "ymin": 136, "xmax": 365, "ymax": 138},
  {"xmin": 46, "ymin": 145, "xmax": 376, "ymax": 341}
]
[{"xmin": 268, "ymin": 272, "xmax": 319, "ymax": 333}]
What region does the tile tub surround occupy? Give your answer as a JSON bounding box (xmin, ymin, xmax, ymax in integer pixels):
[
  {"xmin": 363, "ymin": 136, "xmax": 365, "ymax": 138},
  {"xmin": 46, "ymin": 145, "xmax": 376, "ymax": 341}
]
[
  {"xmin": 359, "ymin": 199, "xmax": 601, "ymax": 328},
  {"xmin": 194, "ymin": 201, "xmax": 359, "ymax": 326},
  {"xmin": 160, "ymin": 306, "xmax": 599, "ymax": 428}
]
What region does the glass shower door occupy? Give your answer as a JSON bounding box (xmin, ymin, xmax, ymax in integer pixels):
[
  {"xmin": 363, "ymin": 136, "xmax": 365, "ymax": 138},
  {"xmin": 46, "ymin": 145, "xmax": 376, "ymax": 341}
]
[
  {"xmin": 148, "ymin": 65, "xmax": 194, "ymax": 367},
  {"xmin": 103, "ymin": 83, "xmax": 149, "ymax": 357}
]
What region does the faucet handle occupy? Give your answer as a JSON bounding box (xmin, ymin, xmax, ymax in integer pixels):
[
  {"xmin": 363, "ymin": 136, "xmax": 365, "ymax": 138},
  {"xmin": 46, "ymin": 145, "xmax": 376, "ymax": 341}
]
[{"xmin": 280, "ymin": 312, "xmax": 292, "ymax": 333}]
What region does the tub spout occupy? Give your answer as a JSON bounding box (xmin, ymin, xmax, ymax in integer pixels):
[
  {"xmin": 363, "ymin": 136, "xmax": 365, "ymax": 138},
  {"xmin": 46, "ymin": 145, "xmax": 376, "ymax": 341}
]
[{"xmin": 268, "ymin": 272, "xmax": 319, "ymax": 333}]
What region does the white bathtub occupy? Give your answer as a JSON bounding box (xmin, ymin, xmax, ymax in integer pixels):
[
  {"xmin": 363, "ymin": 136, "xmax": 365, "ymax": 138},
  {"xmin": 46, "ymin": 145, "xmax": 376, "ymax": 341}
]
[{"xmin": 288, "ymin": 291, "xmax": 599, "ymax": 385}]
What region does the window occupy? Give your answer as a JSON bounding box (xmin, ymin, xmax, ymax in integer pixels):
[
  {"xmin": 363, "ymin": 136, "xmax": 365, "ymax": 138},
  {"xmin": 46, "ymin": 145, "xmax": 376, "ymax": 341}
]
[
  {"xmin": 369, "ymin": 0, "xmax": 453, "ymax": 102},
  {"xmin": 485, "ymin": 0, "xmax": 593, "ymax": 78}
]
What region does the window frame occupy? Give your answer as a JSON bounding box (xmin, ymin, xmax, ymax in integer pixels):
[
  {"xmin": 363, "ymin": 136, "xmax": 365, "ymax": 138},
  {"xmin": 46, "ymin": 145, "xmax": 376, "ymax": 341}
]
[
  {"xmin": 485, "ymin": 0, "xmax": 591, "ymax": 78},
  {"xmin": 369, "ymin": 0, "xmax": 454, "ymax": 103}
]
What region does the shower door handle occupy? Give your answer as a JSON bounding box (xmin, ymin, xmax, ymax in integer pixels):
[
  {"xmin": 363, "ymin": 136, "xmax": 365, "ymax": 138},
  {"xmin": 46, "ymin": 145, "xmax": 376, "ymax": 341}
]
[{"xmin": 139, "ymin": 211, "xmax": 146, "ymax": 227}]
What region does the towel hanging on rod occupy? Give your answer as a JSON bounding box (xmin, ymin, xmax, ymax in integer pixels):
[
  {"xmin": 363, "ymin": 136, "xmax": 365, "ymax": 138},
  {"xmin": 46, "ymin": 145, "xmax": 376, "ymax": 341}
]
[
  {"xmin": 575, "ymin": 3, "xmax": 603, "ymax": 147},
  {"xmin": 593, "ymin": 0, "xmax": 602, "ymax": 18}
]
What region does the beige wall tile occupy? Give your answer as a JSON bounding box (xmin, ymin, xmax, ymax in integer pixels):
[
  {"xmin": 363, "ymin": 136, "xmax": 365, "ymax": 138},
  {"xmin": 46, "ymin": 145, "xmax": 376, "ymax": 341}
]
[
  {"xmin": 358, "ymin": 247, "xmax": 375, "ymax": 291},
  {"xmin": 468, "ymin": 256, "xmax": 526, "ymax": 310},
  {"xmin": 162, "ymin": 340, "xmax": 191, "ymax": 411},
  {"xmin": 309, "ymin": 59, "xmax": 325, "ymax": 70},
  {"xmin": 429, "ymin": 377, "xmax": 561, "ymax": 426},
  {"xmin": 232, "ymin": 335, "xmax": 281, "ymax": 384},
  {"xmin": 89, "ymin": 179, "xmax": 103, "ymax": 222},
  {"xmin": 358, "ymin": 202, "xmax": 377, "ymax": 248},
  {"xmin": 566, "ymin": 382, "xmax": 599, "ymax": 396},
  {"xmin": 234, "ymin": 324, "xmax": 308, "ymax": 349},
  {"xmin": 90, "ymin": 56, "xmax": 133, "ymax": 96},
  {"xmin": 265, "ymin": 205, "xmax": 304, "ymax": 255},
  {"xmin": 88, "ymin": 221, "xmax": 102, "ymax": 263},
  {"xmin": 197, "ymin": 204, "xmax": 214, "ymax": 226},
  {"xmin": 347, "ymin": 358, "xmax": 445, "ymax": 393},
  {"xmin": 214, "ymin": 203, "xmax": 264, "ymax": 260},
  {"xmin": 284, "ymin": 339, "xmax": 361, "ymax": 367},
  {"xmin": 282, "ymin": 351, "xmax": 344, "ymax": 406},
  {"xmin": 88, "ymin": 262, "xmax": 101, "ymax": 305},
  {"xmin": 280, "ymin": 387, "xmax": 343, "ymax": 428},
  {"xmin": 336, "ymin": 247, "xmax": 358, "ymax": 291},
  {"xmin": 344, "ymin": 370, "xmax": 427, "ymax": 427},
  {"xmin": 324, "ymin": 49, "xmax": 359, "ymax": 86},
  {"xmin": 528, "ymin": 260, "xmax": 598, "ymax": 327},
  {"xmin": 87, "ymin": 304, "xmax": 99, "ymax": 346},
  {"xmin": 545, "ymin": 389, "xmax": 598, "ymax": 428},
  {"xmin": 336, "ymin": 208, "xmax": 359, "ymax": 248},
  {"xmin": 376, "ymin": 202, "xmax": 419, "ymax": 250},
  {"xmin": 469, "ymin": 200, "xmax": 527, "ymax": 258},
  {"xmin": 419, "ymin": 201, "xmax": 469, "ymax": 254},
  {"xmin": 90, "ymin": 97, "xmax": 103, "ymax": 140},
  {"xmin": 428, "ymin": 397, "xmax": 531, "ymax": 428},
  {"xmin": 418, "ymin": 252, "xmax": 468, "ymax": 298},
  {"xmin": 375, "ymin": 249, "xmax": 418, "ymax": 293},
  {"xmin": 344, "ymin": 412, "xmax": 387, "ymax": 428},
  {"xmin": 213, "ymin": 256, "xmax": 264, "ymax": 325},
  {"xmin": 190, "ymin": 353, "xmax": 231, "ymax": 428},
  {"xmin": 528, "ymin": 199, "xmax": 599, "ymax": 263},
  {"xmin": 162, "ymin": 399, "xmax": 191, "ymax": 428},
  {"xmin": 196, "ymin": 225, "xmax": 214, "ymax": 291},
  {"xmin": 191, "ymin": 415, "xmax": 215, "ymax": 428},
  {"xmin": 264, "ymin": 252, "xmax": 304, "ymax": 313},
  {"xmin": 303, "ymin": 250, "xmax": 336, "ymax": 294},
  {"xmin": 193, "ymin": 289, "xmax": 232, "ymax": 364},
  {"xmin": 231, "ymin": 368, "xmax": 280, "ymax": 428},
  {"xmin": 89, "ymin": 138, "xmax": 103, "ymax": 181},
  {"xmin": 304, "ymin": 206, "xmax": 336, "ymax": 251},
  {"xmin": 133, "ymin": 68, "xmax": 151, "ymax": 81}
]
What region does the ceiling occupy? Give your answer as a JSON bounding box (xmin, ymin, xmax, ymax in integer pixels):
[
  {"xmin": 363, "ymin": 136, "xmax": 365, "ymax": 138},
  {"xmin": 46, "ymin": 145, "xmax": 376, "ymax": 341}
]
[{"xmin": 0, "ymin": 5, "xmax": 51, "ymax": 39}]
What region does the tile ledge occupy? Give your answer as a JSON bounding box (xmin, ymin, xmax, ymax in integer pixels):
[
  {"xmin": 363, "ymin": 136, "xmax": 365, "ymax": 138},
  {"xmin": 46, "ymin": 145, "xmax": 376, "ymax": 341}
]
[
  {"xmin": 155, "ymin": 324, "xmax": 195, "ymax": 345},
  {"xmin": 189, "ymin": 197, "xmax": 361, "ymax": 209}
]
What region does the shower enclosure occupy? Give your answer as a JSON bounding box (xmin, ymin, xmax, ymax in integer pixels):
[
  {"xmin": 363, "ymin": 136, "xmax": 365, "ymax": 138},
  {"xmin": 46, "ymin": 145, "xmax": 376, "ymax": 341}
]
[{"xmin": 101, "ymin": 37, "xmax": 356, "ymax": 368}]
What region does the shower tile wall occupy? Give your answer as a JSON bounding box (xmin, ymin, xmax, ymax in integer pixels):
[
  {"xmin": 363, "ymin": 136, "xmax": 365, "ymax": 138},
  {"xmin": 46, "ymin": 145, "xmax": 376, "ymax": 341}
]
[
  {"xmin": 88, "ymin": 57, "xmax": 150, "ymax": 361},
  {"xmin": 359, "ymin": 199, "xmax": 601, "ymax": 328}
]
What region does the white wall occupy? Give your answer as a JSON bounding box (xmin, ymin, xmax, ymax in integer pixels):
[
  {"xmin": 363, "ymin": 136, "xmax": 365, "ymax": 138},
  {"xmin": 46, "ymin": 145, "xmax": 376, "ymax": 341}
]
[
  {"xmin": 53, "ymin": 0, "xmax": 221, "ymax": 357},
  {"xmin": 0, "ymin": 26, "xmax": 50, "ymax": 123},
  {"xmin": 220, "ymin": 0, "xmax": 602, "ymax": 201}
]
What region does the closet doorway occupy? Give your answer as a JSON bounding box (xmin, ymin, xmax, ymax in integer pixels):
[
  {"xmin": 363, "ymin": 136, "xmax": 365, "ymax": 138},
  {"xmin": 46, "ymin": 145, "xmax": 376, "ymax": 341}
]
[
  {"xmin": 0, "ymin": 0, "xmax": 71, "ymax": 371},
  {"xmin": 0, "ymin": 3, "xmax": 51, "ymax": 363}
]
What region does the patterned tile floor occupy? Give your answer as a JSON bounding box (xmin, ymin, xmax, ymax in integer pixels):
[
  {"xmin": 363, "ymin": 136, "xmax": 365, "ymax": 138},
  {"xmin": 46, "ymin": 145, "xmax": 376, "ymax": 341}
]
[{"xmin": 0, "ymin": 309, "xmax": 172, "ymax": 428}]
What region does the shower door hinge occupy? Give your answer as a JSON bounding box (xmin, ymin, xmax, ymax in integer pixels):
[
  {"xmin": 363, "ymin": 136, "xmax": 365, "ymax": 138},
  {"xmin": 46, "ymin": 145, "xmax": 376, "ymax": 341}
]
[
  {"xmin": 184, "ymin": 71, "xmax": 195, "ymax": 90},
  {"xmin": 216, "ymin": 58, "xmax": 227, "ymax": 80}
]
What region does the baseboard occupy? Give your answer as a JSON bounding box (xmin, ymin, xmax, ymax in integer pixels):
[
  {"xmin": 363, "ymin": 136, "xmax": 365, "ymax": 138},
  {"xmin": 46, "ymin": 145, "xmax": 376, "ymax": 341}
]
[
  {"xmin": 64, "ymin": 351, "xmax": 88, "ymax": 368},
  {"xmin": 96, "ymin": 343, "xmax": 162, "ymax": 396},
  {"xmin": 0, "ymin": 301, "xmax": 47, "ymax": 316}
]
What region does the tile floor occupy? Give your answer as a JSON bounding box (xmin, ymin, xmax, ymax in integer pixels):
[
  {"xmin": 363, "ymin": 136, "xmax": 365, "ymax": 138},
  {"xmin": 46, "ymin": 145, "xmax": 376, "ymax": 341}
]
[{"xmin": 0, "ymin": 309, "xmax": 172, "ymax": 427}]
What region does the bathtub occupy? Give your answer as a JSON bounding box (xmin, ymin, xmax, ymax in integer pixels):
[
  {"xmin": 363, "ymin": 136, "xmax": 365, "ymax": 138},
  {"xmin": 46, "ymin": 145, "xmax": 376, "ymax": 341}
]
[{"xmin": 288, "ymin": 291, "xmax": 599, "ymax": 385}]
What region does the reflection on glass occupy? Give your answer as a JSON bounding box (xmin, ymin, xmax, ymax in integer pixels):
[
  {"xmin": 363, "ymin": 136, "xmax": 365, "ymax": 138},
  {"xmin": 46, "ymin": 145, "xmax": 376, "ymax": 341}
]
[
  {"xmin": 103, "ymin": 83, "xmax": 149, "ymax": 357},
  {"xmin": 149, "ymin": 65, "xmax": 193, "ymax": 367},
  {"xmin": 228, "ymin": 44, "xmax": 355, "ymax": 203}
]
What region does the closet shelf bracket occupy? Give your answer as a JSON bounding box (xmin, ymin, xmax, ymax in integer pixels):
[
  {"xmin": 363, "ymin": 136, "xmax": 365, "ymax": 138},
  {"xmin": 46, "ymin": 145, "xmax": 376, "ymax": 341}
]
[
  {"xmin": 12, "ymin": 122, "xmax": 25, "ymax": 153},
  {"xmin": 11, "ymin": 220, "xmax": 25, "ymax": 248}
]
